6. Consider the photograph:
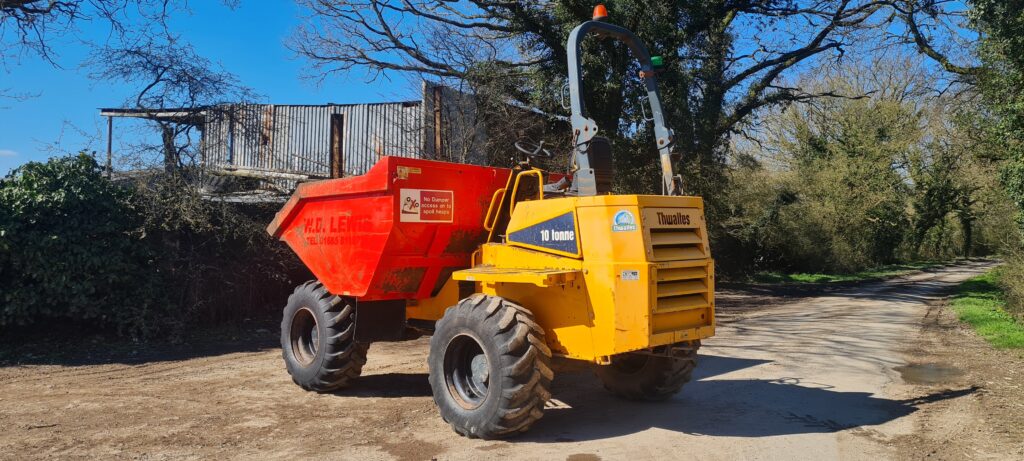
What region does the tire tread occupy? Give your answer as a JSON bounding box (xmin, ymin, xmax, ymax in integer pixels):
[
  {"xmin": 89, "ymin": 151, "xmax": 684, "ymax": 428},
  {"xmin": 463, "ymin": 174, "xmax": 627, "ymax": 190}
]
[
  {"xmin": 595, "ymin": 345, "xmax": 698, "ymax": 401},
  {"xmin": 281, "ymin": 280, "xmax": 368, "ymax": 392},
  {"xmin": 429, "ymin": 295, "xmax": 552, "ymax": 439}
]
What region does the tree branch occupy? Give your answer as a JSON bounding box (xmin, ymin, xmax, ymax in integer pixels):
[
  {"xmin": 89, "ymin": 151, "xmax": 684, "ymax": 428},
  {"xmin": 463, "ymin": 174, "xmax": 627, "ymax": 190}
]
[{"xmin": 897, "ymin": 0, "xmax": 981, "ymax": 76}]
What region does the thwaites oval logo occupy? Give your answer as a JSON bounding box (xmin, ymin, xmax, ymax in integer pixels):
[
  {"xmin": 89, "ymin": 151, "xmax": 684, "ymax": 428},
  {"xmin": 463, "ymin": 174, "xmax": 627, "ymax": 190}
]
[{"xmin": 612, "ymin": 210, "xmax": 637, "ymax": 232}]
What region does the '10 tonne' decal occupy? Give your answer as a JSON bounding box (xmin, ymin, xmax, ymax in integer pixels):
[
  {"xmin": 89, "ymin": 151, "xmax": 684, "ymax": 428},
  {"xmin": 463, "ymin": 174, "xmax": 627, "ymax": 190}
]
[{"xmin": 507, "ymin": 212, "xmax": 578, "ymax": 254}]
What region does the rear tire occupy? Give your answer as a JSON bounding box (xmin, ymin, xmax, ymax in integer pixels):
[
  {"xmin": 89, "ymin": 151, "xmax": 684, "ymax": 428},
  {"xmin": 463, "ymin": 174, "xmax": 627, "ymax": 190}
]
[
  {"xmin": 595, "ymin": 343, "xmax": 698, "ymax": 401},
  {"xmin": 428, "ymin": 294, "xmax": 553, "ymax": 439},
  {"xmin": 281, "ymin": 281, "xmax": 368, "ymax": 392}
]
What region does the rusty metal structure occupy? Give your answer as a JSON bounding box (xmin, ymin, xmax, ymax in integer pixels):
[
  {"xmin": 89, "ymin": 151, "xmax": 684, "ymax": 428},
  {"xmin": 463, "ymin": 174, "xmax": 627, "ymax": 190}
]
[
  {"xmin": 101, "ymin": 81, "xmax": 497, "ymax": 190},
  {"xmin": 201, "ymin": 100, "xmax": 424, "ymax": 180}
]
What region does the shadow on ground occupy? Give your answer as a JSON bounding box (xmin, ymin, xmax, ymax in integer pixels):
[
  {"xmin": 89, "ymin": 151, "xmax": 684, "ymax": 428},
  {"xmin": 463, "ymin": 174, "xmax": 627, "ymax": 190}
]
[
  {"xmin": 331, "ymin": 353, "xmax": 975, "ymax": 440},
  {"xmin": 517, "ymin": 354, "xmax": 978, "ymax": 442},
  {"xmin": 347, "ymin": 372, "xmax": 433, "ymax": 398},
  {"xmin": 0, "ymin": 321, "xmax": 278, "ymax": 368}
]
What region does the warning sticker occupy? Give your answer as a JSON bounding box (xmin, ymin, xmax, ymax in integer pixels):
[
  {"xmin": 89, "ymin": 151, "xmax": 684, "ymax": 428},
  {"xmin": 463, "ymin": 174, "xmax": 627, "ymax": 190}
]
[
  {"xmin": 399, "ymin": 189, "xmax": 454, "ymax": 223},
  {"xmin": 621, "ymin": 270, "xmax": 640, "ymax": 281},
  {"xmin": 396, "ymin": 166, "xmax": 422, "ymax": 180}
]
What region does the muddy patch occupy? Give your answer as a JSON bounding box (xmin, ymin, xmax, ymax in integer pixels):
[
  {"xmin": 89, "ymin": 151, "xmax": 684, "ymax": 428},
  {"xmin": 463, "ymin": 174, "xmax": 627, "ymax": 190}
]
[
  {"xmin": 566, "ymin": 454, "xmax": 601, "ymax": 461},
  {"xmin": 379, "ymin": 439, "xmax": 444, "ymax": 461},
  {"xmin": 894, "ymin": 363, "xmax": 964, "ymax": 385},
  {"xmin": 890, "ymin": 289, "xmax": 1024, "ymax": 460},
  {"xmin": 476, "ymin": 442, "xmax": 507, "ymax": 451}
]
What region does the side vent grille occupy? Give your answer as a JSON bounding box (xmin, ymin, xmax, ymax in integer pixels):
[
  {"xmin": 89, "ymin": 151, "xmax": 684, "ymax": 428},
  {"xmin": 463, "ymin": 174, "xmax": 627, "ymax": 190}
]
[
  {"xmin": 655, "ymin": 265, "xmax": 709, "ymax": 313},
  {"xmin": 643, "ymin": 206, "xmax": 713, "ymax": 333},
  {"xmin": 650, "ymin": 228, "xmax": 705, "ymax": 261}
]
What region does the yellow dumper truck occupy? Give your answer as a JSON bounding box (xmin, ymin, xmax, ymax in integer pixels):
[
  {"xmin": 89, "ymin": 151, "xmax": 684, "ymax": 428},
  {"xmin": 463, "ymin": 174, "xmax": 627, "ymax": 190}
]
[{"xmin": 268, "ymin": 10, "xmax": 715, "ymax": 439}]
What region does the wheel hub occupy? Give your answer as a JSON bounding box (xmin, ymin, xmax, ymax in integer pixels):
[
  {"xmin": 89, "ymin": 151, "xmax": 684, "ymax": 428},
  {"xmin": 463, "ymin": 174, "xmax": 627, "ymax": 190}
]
[
  {"xmin": 444, "ymin": 334, "xmax": 491, "ymax": 410},
  {"xmin": 470, "ymin": 354, "xmax": 489, "ymax": 384},
  {"xmin": 290, "ymin": 307, "xmax": 319, "ymax": 366}
]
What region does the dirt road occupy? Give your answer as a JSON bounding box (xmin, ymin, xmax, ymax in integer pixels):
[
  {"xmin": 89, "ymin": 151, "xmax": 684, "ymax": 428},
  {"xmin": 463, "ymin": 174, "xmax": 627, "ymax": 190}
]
[{"xmin": 1, "ymin": 261, "xmax": 1021, "ymax": 460}]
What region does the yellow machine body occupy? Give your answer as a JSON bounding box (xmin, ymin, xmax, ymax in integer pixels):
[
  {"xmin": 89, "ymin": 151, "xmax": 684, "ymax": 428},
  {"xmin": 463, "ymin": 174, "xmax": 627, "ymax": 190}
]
[
  {"xmin": 275, "ymin": 16, "xmax": 715, "ymax": 440},
  {"xmin": 407, "ymin": 191, "xmax": 716, "ymax": 364}
]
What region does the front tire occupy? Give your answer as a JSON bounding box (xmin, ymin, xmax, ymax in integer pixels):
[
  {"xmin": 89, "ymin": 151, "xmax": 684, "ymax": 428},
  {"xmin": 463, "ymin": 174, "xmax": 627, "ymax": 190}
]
[
  {"xmin": 281, "ymin": 281, "xmax": 368, "ymax": 392},
  {"xmin": 595, "ymin": 343, "xmax": 698, "ymax": 401},
  {"xmin": 428, "ymin": 294, "xmax": 553, "ymax": 439}
]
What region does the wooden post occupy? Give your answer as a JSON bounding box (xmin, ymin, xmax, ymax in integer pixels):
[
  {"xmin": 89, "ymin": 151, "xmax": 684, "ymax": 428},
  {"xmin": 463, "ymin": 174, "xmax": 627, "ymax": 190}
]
[
  {"xmin": 330, "ymin": 113, "xmax": 345, "ymax": 178},
  {"xmin": 433, "ymin": 86, "xmax": 443, "ymax": 159},
  {"xmin": 106, "ymin": 116, "xmax": 113, "ymax": 179}
]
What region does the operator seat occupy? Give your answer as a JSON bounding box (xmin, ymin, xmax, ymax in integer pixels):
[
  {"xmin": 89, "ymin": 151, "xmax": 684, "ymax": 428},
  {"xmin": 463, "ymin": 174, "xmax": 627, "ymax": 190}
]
[{"xmin": 587, "ymin": 136, "xmax": 615, "ymax": 194}]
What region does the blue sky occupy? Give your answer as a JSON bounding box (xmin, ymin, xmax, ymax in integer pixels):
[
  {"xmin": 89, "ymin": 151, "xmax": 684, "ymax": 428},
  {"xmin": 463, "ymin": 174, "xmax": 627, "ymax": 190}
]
[{"xmin": 0, "ymin": 2, "xmax": 419, "ymax": 175}]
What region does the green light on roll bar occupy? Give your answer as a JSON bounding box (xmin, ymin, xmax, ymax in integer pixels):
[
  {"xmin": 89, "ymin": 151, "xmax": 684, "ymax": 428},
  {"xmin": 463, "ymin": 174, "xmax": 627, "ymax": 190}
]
[{"xmin": 651, "ymin": 55, "xmax": 664, "ymax": 68}]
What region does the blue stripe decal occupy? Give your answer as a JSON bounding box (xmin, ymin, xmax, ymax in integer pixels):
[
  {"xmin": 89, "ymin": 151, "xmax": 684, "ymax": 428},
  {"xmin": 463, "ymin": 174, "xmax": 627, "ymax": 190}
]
[{"xmin": 507, "ymin": 211, "xmax": 578, "ymax": 254}]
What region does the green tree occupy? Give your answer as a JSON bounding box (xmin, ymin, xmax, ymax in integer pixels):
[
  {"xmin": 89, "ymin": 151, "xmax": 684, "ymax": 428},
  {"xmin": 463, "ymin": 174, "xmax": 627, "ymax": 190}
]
[
  {"xmin": 960, "ymin": 0, "xmax": 1024, "ymax": 309},
  {"xmin": 735, "ymin": 97, "xmax": 917, "ymax": 272},
  {"xmin": 970, "ymin": 0, "xmax": 1024, "ymax": 234},
  {"xmin": 725, "ymin": 53, "xmax": 1002, "ymax": 271}
]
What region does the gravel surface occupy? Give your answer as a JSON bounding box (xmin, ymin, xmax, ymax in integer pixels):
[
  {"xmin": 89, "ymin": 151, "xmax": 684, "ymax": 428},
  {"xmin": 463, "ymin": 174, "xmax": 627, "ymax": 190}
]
[{"xmin": 1, "ymin": 260, "xmax": 1020, "ymax": 460}]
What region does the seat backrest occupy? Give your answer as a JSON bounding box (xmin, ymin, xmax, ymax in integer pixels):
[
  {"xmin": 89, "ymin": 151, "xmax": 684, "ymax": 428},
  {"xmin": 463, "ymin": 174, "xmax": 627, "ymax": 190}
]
[{"xmin": 587, "ymin": 136, "xmax": 615, "ymax": 194}]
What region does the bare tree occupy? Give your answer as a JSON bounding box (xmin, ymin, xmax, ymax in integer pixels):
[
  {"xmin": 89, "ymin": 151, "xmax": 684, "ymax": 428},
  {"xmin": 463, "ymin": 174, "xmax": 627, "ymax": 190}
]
[
  {"xmin": 1, "ymin": 1, "xmax": 240, "ymax": 104},
  {"xmin": 291, "ymin": 1, "xmax": 951, "ymax": 200},
  {"xmin": 89, "ymin": 36, "xmax": 257, "ymax": 174},
  {"xmin": 0, "ymin": 0, "xmax": 173, "ymax": 65},
  {"xmin": 877, "ymin": 0, "xmax": 982, "ymax": 78}
]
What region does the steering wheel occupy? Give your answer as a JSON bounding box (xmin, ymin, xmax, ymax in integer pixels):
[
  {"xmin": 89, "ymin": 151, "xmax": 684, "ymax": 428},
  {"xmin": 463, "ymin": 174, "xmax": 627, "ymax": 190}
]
[{"xmin": 515, "ymin": 139, "xmax": 553, "ymax": 158}]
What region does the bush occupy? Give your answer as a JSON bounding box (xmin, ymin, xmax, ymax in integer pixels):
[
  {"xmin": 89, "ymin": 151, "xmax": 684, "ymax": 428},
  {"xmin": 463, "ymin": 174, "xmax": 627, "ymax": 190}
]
[
  {"xmin": 130, "ymin": 174, "xmax": 303, "ymax": 327},
  {"xmin": 996, "ymin": 255, "xmax": 1024, "ymax": 321},
  {"xmin": 0, "ymin": 154, "xmax": 169, "ymax": 335},
  {"xmin": 0, "ymin": 154, "xmax": 303, "ymax": 339},
  {"xmin": 720, "ymin": 65, "xmax": 1013, "ymax": 275},
  {"xmin": 951, "ymin": 269, "xmax": 1024, "ymax": 349},
  {"xmin": 725, "ymin": 153, "xmax": 911, "ymax": 274}
]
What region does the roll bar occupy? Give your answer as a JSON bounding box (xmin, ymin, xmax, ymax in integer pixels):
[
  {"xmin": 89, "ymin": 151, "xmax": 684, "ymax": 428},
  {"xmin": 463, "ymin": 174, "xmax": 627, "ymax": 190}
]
[{"xmin": 566, "ymin": 20, "xmax": 682, "ymax": 196}]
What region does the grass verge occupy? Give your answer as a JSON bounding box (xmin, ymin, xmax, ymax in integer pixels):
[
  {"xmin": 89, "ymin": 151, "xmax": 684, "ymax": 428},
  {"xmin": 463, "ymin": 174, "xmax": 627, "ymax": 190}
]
[
  {"xmin": 751, "ymin": 260, "xmax": 948, "ymax": 284},
  {"xmin": 951, "ymin": 269, "xmax": 1024, "ymax": 349}
]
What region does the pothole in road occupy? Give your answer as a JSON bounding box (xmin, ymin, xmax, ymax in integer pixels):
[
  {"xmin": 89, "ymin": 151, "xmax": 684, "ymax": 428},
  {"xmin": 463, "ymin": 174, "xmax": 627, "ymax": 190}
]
[{"xmin": 895, "ymin": 363, "xmax": 964, "ymax": 385}]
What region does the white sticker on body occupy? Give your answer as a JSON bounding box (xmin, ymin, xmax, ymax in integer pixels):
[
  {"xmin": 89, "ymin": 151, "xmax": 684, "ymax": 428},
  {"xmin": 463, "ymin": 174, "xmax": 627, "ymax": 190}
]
[
  {"xmin": 621, "ymin": 270, "xmax": 640, "ymax": 281},
  {"xmin": 399, "ymin": 189, "xmax": 454, "ymax": 223}
]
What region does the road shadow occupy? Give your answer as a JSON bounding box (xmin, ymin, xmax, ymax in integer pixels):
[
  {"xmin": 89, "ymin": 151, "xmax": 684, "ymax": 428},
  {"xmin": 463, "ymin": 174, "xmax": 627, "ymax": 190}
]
[
  {"xmin": 347, "ymin": 372, "xmax": 433, "ymax": 398},
  {"xmin": 0, "ymin": 321, "xmax": 278, "ymax": 368},
  {"xmin": 327, "ymin": 353, "xmax": 767, "ymax": 401},
  {"xmin": 520, "ymin": 354, "xmax": 979, "ymax": 443},
  {"xmin": 839, "ymin": 279, "xmax": 961, "ymax": 305},
  {"xmin": 690, "ymin": 354, "xmax": 771, "ymax": 380}
]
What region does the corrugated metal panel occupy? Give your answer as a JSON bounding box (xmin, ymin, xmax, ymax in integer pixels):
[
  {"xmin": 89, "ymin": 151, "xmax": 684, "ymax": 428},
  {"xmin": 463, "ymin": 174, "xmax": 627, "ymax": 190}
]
[
  {"xmin": 422, "ymin": 81, "xmax": 488, "ymax": 166},
  {"xmin": 202, "ymin": 102, "xmax": 424, "ymax": 178}
]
